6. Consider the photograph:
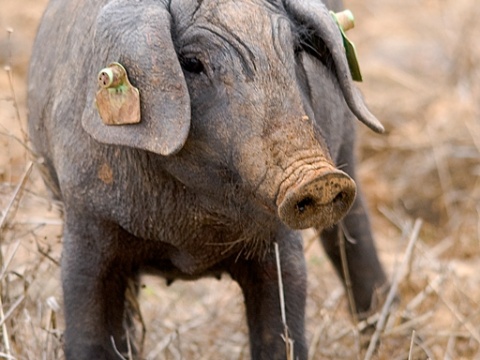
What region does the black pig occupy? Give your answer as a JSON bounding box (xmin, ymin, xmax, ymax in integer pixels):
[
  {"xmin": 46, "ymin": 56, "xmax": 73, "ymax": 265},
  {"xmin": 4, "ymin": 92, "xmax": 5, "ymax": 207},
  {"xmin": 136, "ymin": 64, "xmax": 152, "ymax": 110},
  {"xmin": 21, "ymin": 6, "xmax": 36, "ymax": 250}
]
[{"xmin": 28, "ymin": 0, "xmax": 387, "ymax": 359}]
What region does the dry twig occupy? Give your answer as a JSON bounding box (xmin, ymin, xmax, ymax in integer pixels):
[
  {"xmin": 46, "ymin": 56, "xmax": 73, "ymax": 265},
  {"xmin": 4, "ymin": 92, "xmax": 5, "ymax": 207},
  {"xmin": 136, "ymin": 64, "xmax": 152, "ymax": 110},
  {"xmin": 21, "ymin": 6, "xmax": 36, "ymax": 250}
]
[
  {"xmin": 364, "ymin": 219, "xmax": 423, "ymax": 360},
  {"xmin": 274, "ymin": 242, "xmax": 294, "ymax": 360},
  {"xmin": 0, "ymin": 162, "xmax": 33, "ymax": 233}
]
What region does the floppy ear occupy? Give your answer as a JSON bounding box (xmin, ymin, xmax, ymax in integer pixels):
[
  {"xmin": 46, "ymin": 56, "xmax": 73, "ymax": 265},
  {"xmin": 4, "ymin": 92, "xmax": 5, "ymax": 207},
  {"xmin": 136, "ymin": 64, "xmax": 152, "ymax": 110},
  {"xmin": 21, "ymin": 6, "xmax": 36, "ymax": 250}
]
[
  {"xmin": 82, "ymin": 0, "xmax": 190, "ymax": 156},
  {"xmin": 284, "ymin": 0, "xmax": 384, "ymax": 133}
]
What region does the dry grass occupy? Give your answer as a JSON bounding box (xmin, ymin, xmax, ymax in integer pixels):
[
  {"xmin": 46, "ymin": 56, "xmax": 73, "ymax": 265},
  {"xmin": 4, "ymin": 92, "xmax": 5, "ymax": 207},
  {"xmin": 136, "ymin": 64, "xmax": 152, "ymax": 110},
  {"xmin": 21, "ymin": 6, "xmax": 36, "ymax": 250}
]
[{"xmin": 1, "ymin": 0, "xmax": 479, "ymax": 359}]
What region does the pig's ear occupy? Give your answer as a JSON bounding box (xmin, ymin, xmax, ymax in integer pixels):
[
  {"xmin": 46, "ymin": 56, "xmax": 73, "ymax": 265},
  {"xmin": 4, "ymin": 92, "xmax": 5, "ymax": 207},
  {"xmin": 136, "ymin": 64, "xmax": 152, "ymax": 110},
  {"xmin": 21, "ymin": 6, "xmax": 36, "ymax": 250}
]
[
  {"xmin": 284, "ymin": 0, "xmax": 385, "ymax": 133},
  {"xmin": 82, "ymin": 0, "xmax": 190, "ymax": 156}
]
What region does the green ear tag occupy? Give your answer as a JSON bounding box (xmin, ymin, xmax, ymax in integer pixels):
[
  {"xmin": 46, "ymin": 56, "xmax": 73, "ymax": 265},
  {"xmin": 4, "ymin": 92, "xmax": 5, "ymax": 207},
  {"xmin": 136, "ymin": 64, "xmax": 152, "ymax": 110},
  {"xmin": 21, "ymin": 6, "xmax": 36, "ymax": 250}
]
[
  {"xmin": 95, "ymin": 62, "xmax": 141, "ymax": 125},
  {"xmin": 330, "ymin": 10, "xmax": 363, "ymax": 82}
]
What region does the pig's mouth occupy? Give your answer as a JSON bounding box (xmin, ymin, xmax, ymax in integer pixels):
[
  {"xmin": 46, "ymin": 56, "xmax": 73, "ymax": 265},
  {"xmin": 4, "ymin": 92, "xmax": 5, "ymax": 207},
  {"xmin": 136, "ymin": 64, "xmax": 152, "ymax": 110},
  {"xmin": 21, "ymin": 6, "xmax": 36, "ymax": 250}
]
[{"xmin": 275, "ymin": 160, "xmax": 356, "ymax": 230}]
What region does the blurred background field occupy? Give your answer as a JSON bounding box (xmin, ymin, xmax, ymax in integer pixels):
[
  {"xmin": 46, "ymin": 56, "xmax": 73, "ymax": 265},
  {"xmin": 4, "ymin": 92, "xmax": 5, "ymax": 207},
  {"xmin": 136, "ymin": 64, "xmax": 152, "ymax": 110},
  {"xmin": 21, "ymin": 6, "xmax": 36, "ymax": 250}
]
[{"xmin": 0, "ymin": 0, "xmax": 479, "ymax": 359}]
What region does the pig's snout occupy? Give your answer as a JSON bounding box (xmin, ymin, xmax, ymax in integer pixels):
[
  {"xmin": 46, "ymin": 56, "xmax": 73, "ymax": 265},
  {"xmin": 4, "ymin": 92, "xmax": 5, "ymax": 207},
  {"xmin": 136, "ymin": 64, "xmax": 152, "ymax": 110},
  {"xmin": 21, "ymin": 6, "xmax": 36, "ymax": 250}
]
[{"xmin": 277, "ymin": 167, "xmax": 356, "ymax": 230}]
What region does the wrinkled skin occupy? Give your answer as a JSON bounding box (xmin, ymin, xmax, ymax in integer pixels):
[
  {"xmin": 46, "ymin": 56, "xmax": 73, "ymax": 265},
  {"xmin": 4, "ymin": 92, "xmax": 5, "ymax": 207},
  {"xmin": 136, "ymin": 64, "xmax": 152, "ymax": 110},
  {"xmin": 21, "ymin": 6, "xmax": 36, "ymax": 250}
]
[{"xmin": 28, "ymin": 0, "xmax": 387, "ymax": 359}]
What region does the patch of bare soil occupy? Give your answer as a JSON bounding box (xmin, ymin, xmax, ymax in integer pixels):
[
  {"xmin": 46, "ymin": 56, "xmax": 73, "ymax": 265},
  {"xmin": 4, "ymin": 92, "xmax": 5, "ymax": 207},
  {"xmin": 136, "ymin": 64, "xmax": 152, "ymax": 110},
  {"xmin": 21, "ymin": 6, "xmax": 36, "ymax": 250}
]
[{"xmin": 1, "ymin": 0, "xmax": 479, "ymax": 359}]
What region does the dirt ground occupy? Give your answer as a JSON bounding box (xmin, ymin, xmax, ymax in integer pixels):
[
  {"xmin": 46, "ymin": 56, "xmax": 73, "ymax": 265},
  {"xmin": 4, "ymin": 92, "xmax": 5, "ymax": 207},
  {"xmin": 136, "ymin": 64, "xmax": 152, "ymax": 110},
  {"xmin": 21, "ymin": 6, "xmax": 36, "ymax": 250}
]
[{"xmin": 0, "ymin": 0, "xmax": 479, "ymax": 359}]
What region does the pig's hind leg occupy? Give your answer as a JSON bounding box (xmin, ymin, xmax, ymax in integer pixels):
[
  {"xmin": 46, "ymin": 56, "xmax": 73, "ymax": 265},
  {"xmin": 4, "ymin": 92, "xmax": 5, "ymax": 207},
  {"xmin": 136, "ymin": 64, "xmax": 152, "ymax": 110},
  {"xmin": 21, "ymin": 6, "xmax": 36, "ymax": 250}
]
[{"xmin": 320, "ymin": 191, "xmax": 388, "ymax": 316}]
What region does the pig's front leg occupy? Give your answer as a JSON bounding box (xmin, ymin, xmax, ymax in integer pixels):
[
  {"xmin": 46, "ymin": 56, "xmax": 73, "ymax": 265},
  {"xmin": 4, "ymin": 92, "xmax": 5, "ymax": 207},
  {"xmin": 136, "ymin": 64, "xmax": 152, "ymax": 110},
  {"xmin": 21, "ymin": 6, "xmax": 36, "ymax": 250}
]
[
  {"xmin": 228, "ymin": 227, "xmax": 307, "ymax": 360},
  {"xmin": 61, "ymin": 214, "xmax": 134, "ymax": 360}
]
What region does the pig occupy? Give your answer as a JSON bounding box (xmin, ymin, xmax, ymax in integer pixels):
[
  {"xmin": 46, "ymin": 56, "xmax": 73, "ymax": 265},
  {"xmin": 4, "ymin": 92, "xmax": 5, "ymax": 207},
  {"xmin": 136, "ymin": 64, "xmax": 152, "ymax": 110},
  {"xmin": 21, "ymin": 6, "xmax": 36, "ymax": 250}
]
[{"xmin": 27, "ymin": 0, "xmax": 387, "ymax": 359}]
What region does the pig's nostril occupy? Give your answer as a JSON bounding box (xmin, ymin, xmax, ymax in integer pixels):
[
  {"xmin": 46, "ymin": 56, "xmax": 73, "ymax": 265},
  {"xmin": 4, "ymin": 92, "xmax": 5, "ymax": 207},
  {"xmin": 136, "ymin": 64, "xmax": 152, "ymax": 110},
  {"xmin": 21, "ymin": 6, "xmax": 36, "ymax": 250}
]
[
  {"xmin": 332, "ymin": 191, "xmax": 351, "ymax": 212},
  {"xmin": 333, "ymin": 191, "xmax": 346, "ymax": 204},
  {"xmin": 296, "ymin": 196, "xmax": 315, "ymax": 214}
]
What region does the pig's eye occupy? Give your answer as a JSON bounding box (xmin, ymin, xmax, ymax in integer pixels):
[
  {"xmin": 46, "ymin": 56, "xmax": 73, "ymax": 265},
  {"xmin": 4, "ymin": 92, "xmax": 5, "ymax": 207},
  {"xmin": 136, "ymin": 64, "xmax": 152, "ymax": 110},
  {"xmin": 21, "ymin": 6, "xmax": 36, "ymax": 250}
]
[{"xmin": 180, "ymin": 56, "xmax": 205, "ymax": 74}]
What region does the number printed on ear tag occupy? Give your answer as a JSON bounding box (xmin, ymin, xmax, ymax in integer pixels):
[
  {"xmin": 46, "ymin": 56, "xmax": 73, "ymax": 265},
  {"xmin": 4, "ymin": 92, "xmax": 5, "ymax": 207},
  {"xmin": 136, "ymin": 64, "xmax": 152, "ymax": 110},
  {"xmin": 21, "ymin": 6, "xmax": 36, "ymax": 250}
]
[
  {"xmin": 330, "ymin": 10, "xmax": 363, "ymax": 82},
  {"xmin": 95, "ymin": 62, "xmax": 141, "ymax": 125}
]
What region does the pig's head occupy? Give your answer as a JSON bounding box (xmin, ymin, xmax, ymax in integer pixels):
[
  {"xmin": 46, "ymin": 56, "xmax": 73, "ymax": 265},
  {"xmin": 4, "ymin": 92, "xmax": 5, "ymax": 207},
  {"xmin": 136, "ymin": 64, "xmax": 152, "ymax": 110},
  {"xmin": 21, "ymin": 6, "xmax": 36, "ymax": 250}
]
[{"xmin": 82, "ymin": 0, "xmax": 383, "ymax": 230}]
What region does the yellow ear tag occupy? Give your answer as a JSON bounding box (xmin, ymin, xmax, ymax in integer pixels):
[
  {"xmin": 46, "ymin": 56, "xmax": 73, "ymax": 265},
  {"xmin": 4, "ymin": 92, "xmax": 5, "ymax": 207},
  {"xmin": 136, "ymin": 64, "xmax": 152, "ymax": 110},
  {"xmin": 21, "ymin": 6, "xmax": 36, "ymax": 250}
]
[
  {"xmin": 95, "ymin": 62, "xmax": 141, "ymax": 125},
  {"xmin": 330, "ymin": 10, "xmax": 363, "ymax": 82}
]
